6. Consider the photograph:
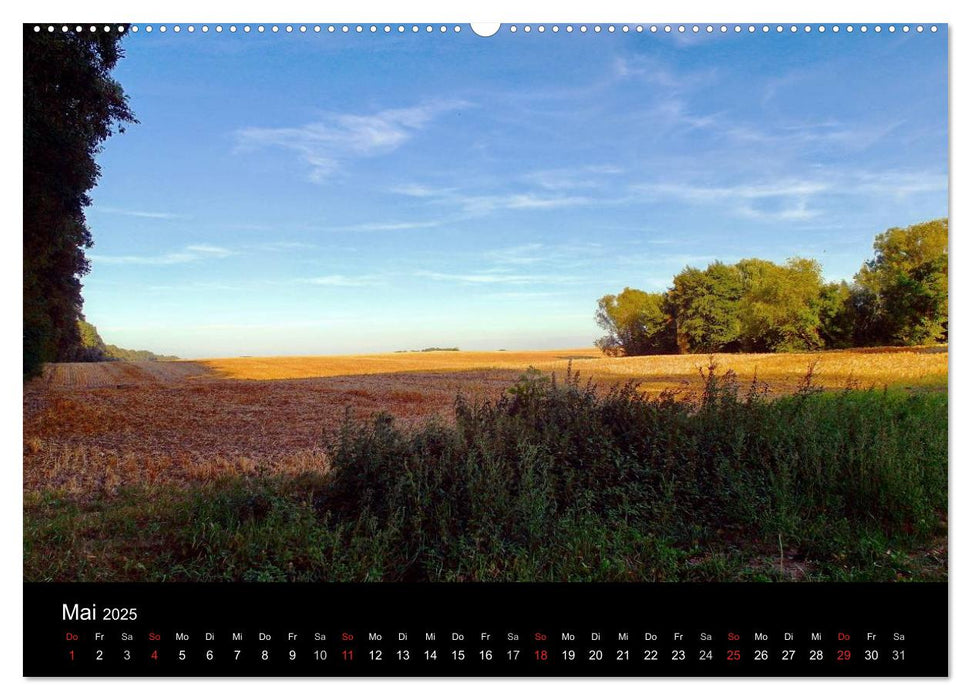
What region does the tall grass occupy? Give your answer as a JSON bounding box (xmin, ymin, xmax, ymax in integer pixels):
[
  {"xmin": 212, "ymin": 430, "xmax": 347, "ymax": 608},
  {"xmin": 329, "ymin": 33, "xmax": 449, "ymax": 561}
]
[
  {"xmin": 162, "ymin": 366, "xmax": 946, "ymax": 582},
  {"xmin": 25, "ymin": 366, "xmax": 947, "ymax": 582}
]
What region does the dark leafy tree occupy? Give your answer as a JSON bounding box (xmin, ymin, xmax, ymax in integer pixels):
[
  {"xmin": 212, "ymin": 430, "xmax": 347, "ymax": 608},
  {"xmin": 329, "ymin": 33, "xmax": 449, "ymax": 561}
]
[
  {"xmin": 817, "ymin": 281, "xmax": 857, "ymax": 349},
  {"xmin": 668, "ymin": 262, "xmax": 744, "ymax": 353},
  {"xmin": 76, "ymin": 318, "xmax": 109, "ymax": 361},
  {"xmin": 23, "ymin": 27, "xmax": 135, "ymax": 378},
  {"xmin": 736, "ymin": 257, "xmax": 825, "ymax": 352},
  {"xmin": 595, "ymin": 288, "xmax": 676, "ymax": 356},
  {"xmin": 596, "ymin": 219, "xmax": 947, "ymax": 356},
  {"xmin": 854, "ymin": 219, "xmax": 948, "ymax": 345},
  {"xmin": 77, "ymin": 319, "xmax": 178, "ymax": 361}
]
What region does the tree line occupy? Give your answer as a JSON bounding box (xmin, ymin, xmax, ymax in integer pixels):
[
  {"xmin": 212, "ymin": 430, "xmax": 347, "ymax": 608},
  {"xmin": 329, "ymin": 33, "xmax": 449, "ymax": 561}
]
[
  {"xmin": 24, "ymin": 27, "xmax": 135, "ymax": 378},
  {"xmin": 78, "ymin": 321, "xmax": 178, "ymax": 362},
  {"xmin": 595, "ymin": 218, "xmax": 948, "ymax": 356}
]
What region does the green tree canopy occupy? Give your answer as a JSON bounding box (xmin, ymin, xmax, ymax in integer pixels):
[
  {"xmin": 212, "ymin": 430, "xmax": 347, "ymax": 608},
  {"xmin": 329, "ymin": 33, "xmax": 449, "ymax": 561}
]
[
  {"xmin": 668, "ymin": 261, "xmax": 744, "ymax": 353},
  {"xmin": 817, "ymin": 281, "xmax": 858, "ymax": 349},
  {"xmin": 24, "ymin": 27, "xmax": 135, "ymax": 378},
  {"xmin": 595, "ymin": 219, "xmax": 947, "ymax": 357},
  {"xmin": 77, "ymin": 319, "xmax": 178, "ymax": 362},
  {"xmin": 76, "ymin": 318, "xmax": 108, "ymax": 360},
  {"xmin": 854, "ymin": 218, "xmax": 948, "ymax": 345},
  {"xmin": 595, "ymin": 288, "xmax": 675, "ymax": 356},
  {"xmin": 736, "ymin": 257, "xmax": 825, "ymax": 352}
]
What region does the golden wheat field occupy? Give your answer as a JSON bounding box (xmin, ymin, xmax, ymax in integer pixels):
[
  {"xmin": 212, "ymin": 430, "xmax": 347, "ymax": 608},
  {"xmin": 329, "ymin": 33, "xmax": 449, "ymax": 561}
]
[
  {"xmin": 25, "ymin": 347, "xmax": 946, "ymax": 497},
  {"xmin": 200, "ymin": 345, "xmax": 948, "ymax": 391}
]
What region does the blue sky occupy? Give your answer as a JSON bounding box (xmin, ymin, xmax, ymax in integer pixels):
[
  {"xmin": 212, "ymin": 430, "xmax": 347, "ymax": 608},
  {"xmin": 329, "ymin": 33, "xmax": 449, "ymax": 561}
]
[{"xmin": 82, "ymin": 25, "xmax": 948, "ymax": 358}]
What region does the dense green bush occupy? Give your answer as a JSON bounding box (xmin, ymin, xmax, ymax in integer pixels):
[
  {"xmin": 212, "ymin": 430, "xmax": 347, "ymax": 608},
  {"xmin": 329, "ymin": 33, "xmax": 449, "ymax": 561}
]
[
  {"xmin": 160, "ymin": 367, "xmax": 946, "ymax": 582},
  {"xmin": 313, "ymin": 367, "xmax": 946, "ymax": 580}
]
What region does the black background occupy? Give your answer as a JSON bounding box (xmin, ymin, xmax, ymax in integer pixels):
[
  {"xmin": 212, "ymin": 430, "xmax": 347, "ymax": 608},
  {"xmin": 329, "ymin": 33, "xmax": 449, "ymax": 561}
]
[{"xmin": 24, "ymin": 582, "xmax": 947, "ymax": 677}]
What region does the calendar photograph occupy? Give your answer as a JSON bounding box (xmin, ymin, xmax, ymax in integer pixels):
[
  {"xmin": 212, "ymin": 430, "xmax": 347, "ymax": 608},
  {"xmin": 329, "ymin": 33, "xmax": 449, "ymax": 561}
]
[{"xmin": 24, "ymin": 22, "xmax": 947, "ymax": 590}]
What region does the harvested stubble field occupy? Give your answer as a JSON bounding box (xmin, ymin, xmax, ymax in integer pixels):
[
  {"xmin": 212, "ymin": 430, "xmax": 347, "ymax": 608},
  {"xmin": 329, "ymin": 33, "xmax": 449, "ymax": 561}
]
[
  {"xmin": 200, "ymin": 345, "xmax": 948, "ymax": 392},
  {"xmin": 24, "ymin": 346, "xmax": 947, "ymax": 583},
  {"xmin": 25, "ymin": 346, "xmax": 946, "ymax": 495}
]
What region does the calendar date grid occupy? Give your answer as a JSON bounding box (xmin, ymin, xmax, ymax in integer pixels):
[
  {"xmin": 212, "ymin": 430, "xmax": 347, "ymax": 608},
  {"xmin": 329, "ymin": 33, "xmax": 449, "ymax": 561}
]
[{"xmin": 58, "ymin": 625, "xmax": 910, "ymax": 672}]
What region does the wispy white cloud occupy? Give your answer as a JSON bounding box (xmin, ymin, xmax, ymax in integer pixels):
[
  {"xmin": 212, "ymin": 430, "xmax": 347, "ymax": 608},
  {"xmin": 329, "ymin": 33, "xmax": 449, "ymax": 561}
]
[
  {"xmin": 633, "ymin": 178, "xmax": 827, "ymax": 221},
  {"xmin": 634, "ymin": 179, "xmax": 829, "ymax": 202},
  {"xmin": 852, "ymin": 170, "xmax": 948, "ymax": 198},
  {"xmin": 494, "ymin": 194, "xmax": 594, "ymax": 211},
  {"xmin": 522, "ymin": 164, "xmax": 624, "ymax": 191},
  {"xmin": 617, "ymin": 252, "xmax": 735, "ymax": 270},
  {"xmin": 485, "ymin": 243, "xmax": 545, "ymax": 266},
  {"xmin": 630, "ymin": 167, "xmax": 946, "ymax": 223},
  {"xmin": 299, "ymin": 275, "xmax": 383, "ymax": 287},
  {"xmin": 720, "ymin": 118, "xmax": 905, "ymax": 151},
  {"xmin": 483, "ymin": 242, "xmax": 607, "ymax": 270},
  {"xmin": 392, "ymin": 161, "xmax": 942, "ymax": 229},
  {"xmin": 484, "ymin": 291, "xmax": 565, "ymax": 300},
  {"xmin": 389, "ymin": 183, "xmax": 459, "ymax": 198},
  {"xmin": 324, "ymin": 220, "xmax": 446, "ymax": 233},
  {"xmin": 760, "ymin": 71, "xmax": 806, "ymax": 107},
  {"xmin": 392, "ymin": 183, "xmax": 594, "ymax": 215},
  {"xmin": 613, "ymin": 73, "xmax": 902, "ymax": 154},
  {"xmin": 235, "ymin": 100, "xmax": 470, "ymax": 182},
  {"xmin": 91, "ymin": 244, "xmax": 234, "ymax": 265},
  {"xmin": 91, "ymin": 206, "xmax": 185, "ymax": 220},
  {"xmin": 244, "ymin": 241, "xmax": 320, "ymax": 252},
  {"xmin": 146, "ymin": 281, "xmax": 245, "ymax": 292},
  {"xmin": 649, "ymin": 98, "xmax": 722, "ymax": 132},
  {"xmin": 736, "ymin": 201, "xmax": 821, "ymax": 222},
  {"xmin": 390, "ymin": 184, "xmax": 454, "ymax": 199},
  {"xmin": 185, "ymin": 244, "xmax": 233, "ymax": 255},
  {"xmin": 415, "ymin": 270, "xmax": 578, "ymax": 285},
  {"xmin": 612, "ymin": 55, "xmax": 716, "ymax": 89}
]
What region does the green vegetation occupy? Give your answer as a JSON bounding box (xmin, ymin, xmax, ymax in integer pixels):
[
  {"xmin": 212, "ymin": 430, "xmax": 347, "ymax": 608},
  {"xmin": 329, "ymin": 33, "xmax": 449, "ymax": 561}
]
[
  {"xmin": 855, "ymin": 219, "xmax": 949, "ymax": 345},
  {"xmin": 669, "ymin": 260, "xmax": 747, "ymax": 353},
  {"xmin": 25, "ymin": 368, "xmax": 947, "ymax": 582},
  {"xmin": 595, "ymin": 288, "xmax": 673, "ymax": 356},
  {"xmin": 24, "ymin": 28, "xmax": 135, "ymax": 378},
  {"xmin": 596, "ymin": 219, "xmax": 948, "ymax": 356},
  {"xmin": 77, "ymin": 320, "xmax": 178, "ymax": 361},
  {"xmin": 396, "ymin": 347, "xmax": 461, "ymax": 353}
]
